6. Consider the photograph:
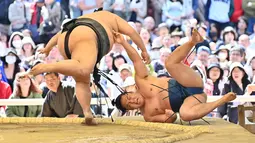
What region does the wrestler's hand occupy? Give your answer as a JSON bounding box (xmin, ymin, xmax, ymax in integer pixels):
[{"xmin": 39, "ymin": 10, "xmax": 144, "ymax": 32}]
[
  {"xmin": 37, "ymin": 48, "xmax": 50, "ymax": 58},
  {"xmin": 113, "ymin": 31, "xmax": 125, "ymax": 44},
  {"xmin": 191, "ymin": 28, "xmax": 204, "ymax": 44},
  {"xmin": 141, "ymin": 51, "xmax": 151, "ymax": 64}
]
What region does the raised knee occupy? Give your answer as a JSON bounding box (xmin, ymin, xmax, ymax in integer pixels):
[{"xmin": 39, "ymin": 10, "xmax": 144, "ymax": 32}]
[
  {"xmin": 180, "ymin": 114, "xmax": 193, "ymax": 122},
  {"xmin": 179, "ymin": 108, "xmax": 196, "ymax": 121}
]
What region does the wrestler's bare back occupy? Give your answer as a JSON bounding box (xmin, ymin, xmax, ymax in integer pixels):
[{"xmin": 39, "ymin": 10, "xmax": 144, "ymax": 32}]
[{"xmin": 135, "ymin": 76, "xmax": 173, "ymax": 119}]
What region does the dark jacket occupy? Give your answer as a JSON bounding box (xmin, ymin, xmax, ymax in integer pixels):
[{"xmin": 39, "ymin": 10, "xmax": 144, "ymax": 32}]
[
  {"xmin": 41, "ymin": 82, "xmax": 84, "ymax": 117},
  {"xmin": 218, "ymin": 79, "xmax": 250, "ymax": 123},
  {"xmin": 0, "ymin": 0, "xmax": 14, "ymax": 25}
]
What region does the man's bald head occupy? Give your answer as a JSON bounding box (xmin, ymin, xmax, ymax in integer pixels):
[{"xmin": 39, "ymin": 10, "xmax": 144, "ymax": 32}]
[
  {"xmin": 239, "ymin": 34, "xmax": 250, "ymax": 48},
  {"xmin": 143, "ymin": 16, "xmax": 155, "ymax": 31}
]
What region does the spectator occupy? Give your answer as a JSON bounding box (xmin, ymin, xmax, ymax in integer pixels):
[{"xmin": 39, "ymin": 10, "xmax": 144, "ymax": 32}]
[
  {"xmin": 0, "ymin": 70, "xmax": 12, "ymax": 111},
  {"xmin": 0, "ymin": 32, "xmax": 9, "ymax": 49},
  {"xmin": 8, "ymin": 0, "xmax": 31, "ymax": 32},
  {"xmin": 60, "ymin": 0, "xmax": 71, "ymax": 18},
  {"xmin": 196, "ymin": 45, "xmax": 211, "ymax": 67},
  {"xmin": 230, "ymin": 0, "xmax": 243, "ymax": 24},
  {"xmin": 195, "ymin": 0, "xmax": 206, "ymax": 23},
  {"xmin": 30, "ymin": 0, "xmax": 45, "ymax": 43},
  {"xmin": 229, "ymin": 46, "xmax": 245, "ymax": 64},
  {"xmin": 108, "ymin": 54, "xmax": 127, "ymax": 99},
  {"xmin": 5, "ymin": 72, "xmax": 42, "ymax": 117},
  {"xmin": 170, "ymin": 28, "xmax": 183, "ymax": 52},
  {"xmin": 129, "ymin": 0, "xmax": 147, "ymax": 23},
  {"xmin": 70, "ymin": 0, "xmax": 81, "ymax": 18},
  {"xmin": 140, "ymin": 28, "xmax": 152, "ymax": 52},
  {"xmin": 153, "ymin": 48, "xmax": 171, "ymax": 74},
  {"xmin": 237, "ymin": 16, "xmax": 250, "ymax": 37},
  {"xmin": 0, "ymin": 0, "xmax": 14, "ymax": 35},
  {"xmin": 135, "ymin": 21, "xmax": 142, "ymax": 34},
  {"xmin": 150, "ymin": 0, "xmax": 165, "ymax": 26},
  {"xmin": 41, "ymin": 72, "xmax": 84, "ymax": 117},
  {"xmin": 78, "ymin": 0, "xmax": 101, "ymax": 15},
  {"xmin": 157, "ymin": 69, "xmax": 171, "ymax": 78},
  {"xmin": 208, "ymin": 23, "xmax": 220, "ymax": 43},
  {"xmin": 207, "ymin": 63, "xmax": 226, "ymax": 95},
  {"xmin": 249, "ymin": 23, "xmax": 255, "ymax": 40},
  {"xmin": 119, "ymin": 64, "xmax": 133, "ymax": 84},
  {"xmin": 162, "ymin": 0, "xmax": 183, "ymax": 31},
  {"xmin": 214, "ymin": 44, "xmax": 230, "ymax": 68},
  {"xmin": 40, "ymin": 0, "xmax": 63, "ymax": 44},
  {"xmin": 99, "ymin": 53, "xmax": 114, "ymax": 74},
  {"xmin": 143, "ymin": 16, "xmax": 157, "ymax": 40},
  {"xmin": 218, "ymin": 62, "xmax": 251, "ymax": 124},
  {"xmin": 157, "ymin": 23, "xmax": 170, "ymax": 44},
  {"xmin": 20, "ymin": 36, "xmax": 36, "ymax": 70},
  {"xmin": 162, "ymin": 34, "xmax": 173, "ymax": 49},
  {"xmin": 221, "ymin": 26, "xmax": 238, "ymax": 46},
  {"xmin": 150, "ymin": 37, "xmax": 162, "ymax": 61},
  {"xmin": 244, "ymin": 55, "xmax": 255, "ymax": 82},
  {"xmin": 1, "ymin": 48, "xmax": 25, "ymax": 90},
  {"xmin": 8, "ymin": 32, "xmax": 24, "ymax": 56},
  {"xmin": 238, "ymin": 34, "xmax": 255, "ymax": 60},
  {"xmin": 208, "ymin": 54, "xmax": 220, "ymax": 66},
  {"xmin": 242, "ymin": 0, "xmax": 255, "ymax": 33},
  {"xmin": 181, "ymin": 0, "xmax": 198, "ymax": 29},
  {"xmin": 205, "ymin": 0, "xmax": 234, "ymax": 33}
]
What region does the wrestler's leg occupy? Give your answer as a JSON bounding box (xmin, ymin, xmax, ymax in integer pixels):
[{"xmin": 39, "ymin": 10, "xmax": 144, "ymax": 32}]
[
  {"xmin": 179, "ymin": 92, "xmax": 236, "ymax": 121},
  {"xmin": 165, "ymin": 29, "xmax": 204, "ymax": 87},
  {"xmin": 29, "ymin": 60, "xmax": 90, "ymax": 78},
  {"xmin": 75, "ymin": 80, "xmax": 97, "ymax": 125}
]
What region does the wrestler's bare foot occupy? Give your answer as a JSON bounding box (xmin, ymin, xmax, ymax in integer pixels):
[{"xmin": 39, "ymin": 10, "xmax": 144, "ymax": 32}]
[
  {"xmin": 222, "ymin": 92, "xmax": 237, "ymax": 103},
  {"xmin": 81, "ymin": 112, "xmax": 98, "ymax": 126},
  {"xmin": 191, "ymin": 28, "xmax": 204, "ymax": 44}
]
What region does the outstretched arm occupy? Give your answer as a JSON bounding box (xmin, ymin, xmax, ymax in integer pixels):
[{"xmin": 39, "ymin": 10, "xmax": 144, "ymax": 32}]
[
  {"xmin": 114, "ymin": 15, "xmax": 151, "ymax": 64},
  {"xmin": 144, "ymin": 113, "xmax": 177, "ymax": 123},
  {"xmin": 44, "ymin": 32, "xmax": 60, "ymax": 52},
  {"xmin": 113, "ymin": 31, "xmax": 148, "ymax": 78}
]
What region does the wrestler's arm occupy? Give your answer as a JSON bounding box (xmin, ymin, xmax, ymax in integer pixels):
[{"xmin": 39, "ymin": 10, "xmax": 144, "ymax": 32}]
[
  {"xmin": 144, "ymin": 114, "xmax": 176, "ymax": 123},
  {"xmin": 122, "ymin": 41, "xmax": 148, "ymax": 78},
  {"xmin": 115, "ymin": 17, "xmax": 147, "ymax": 53},
  {"xmin": 43, "ymin": 32, "xmax": 61, "ymax": 53}
]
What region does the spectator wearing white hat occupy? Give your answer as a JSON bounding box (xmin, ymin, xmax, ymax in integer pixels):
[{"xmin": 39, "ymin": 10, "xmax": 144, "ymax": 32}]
[
  {"xmin": 149, "ymin": 37, "xmax": 162, "ymax": 62},
  {"xmin": 219, "ymin": 62, "xmax": 251, "ymax": 124},
  {"xmin": 20, "ymin": 36, "xmax": 36, "ymax": 70},
  {"xmin": 214, "ymin": 44, "xmax": 230, "ymax": 68},
  {"xmin": 221, "ymin": 26, "xmax": 238, "ymax": 46}
]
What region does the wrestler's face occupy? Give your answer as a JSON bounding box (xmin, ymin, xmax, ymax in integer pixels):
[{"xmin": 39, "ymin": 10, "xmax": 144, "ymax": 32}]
[{"xmin": 121, "ymin": 92, "xmax": 145, "ymax": 110}]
